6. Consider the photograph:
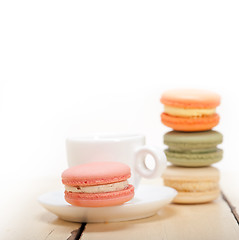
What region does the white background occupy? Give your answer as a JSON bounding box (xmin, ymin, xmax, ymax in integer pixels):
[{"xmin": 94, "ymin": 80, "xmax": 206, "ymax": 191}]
[{"xmin": 0, "ymin": 0, "xmax": 239, "ymax": 179}]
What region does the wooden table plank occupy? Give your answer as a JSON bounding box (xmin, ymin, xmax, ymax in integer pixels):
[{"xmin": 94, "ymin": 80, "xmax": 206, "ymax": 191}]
[
  {"xmin": 0, "ymin": 177, "xmax": 80, "ymax": 240},
  {"xmin": 221, "ymin": 172, "xmax": 239, "ymax": 223},
  {"xmin": 81, "ymin": 174, "xmax": 239, "ymax": 240},
  {"xmin": 82, "ymin": 196, "xmax": 239, "ymax": 240}
]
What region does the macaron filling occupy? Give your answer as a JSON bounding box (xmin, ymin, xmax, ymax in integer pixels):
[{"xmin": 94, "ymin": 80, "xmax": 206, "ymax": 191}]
[
  {"xmin": 164, "ymin": 105, "xmax": 216, "ymax": 117},
  {"xmin": 65, "ymin": 180, "xmax": 128, "ymax": 193},
  {"xmin": 65, "ymin": 184, "xmax": 134, "ymax": 201}
]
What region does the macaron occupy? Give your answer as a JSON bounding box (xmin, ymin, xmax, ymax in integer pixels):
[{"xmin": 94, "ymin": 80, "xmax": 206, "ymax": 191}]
[
  {"xmin": 164, "ymin": 130, "xmax": 223, "ymax": 167},
  {"xmin": 160, "ymin": 89, "xmax": 221, "ymax": 132},
  {"xmin": 62, "ymin": 161, "xmax": 134, "ymax": 207},
  {"xmin": 162, "ymin": 166, "xmax": 220, "ymax": 204}
]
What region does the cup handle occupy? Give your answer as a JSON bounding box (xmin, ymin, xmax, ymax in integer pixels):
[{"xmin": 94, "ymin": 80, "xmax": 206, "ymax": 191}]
[{"xmin": 134, "ymin": 146, "xmax": 167, "ymax": 178}]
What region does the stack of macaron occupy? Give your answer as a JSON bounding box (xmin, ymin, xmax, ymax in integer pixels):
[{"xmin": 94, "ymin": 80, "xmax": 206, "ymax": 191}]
[{"xmin": 160, "ymin": 89, "xmax": 223, "ymax": 204}]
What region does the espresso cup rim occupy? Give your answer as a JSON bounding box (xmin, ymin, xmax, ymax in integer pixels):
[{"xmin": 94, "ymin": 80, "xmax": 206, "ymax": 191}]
[{"xmin": 66, "ymin": 133, "xmax": 145, "ymax": 142}]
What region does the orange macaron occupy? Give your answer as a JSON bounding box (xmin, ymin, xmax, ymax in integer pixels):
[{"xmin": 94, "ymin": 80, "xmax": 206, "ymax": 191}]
[{"xmin": 160, "ymin": 89, "xmax": 220, "ymax": 132}]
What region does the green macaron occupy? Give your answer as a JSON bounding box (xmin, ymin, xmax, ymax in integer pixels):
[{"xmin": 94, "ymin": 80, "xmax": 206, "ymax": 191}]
[{"xmin": 164, "ymin": 130, "xmax": 223, "ymax": 167}]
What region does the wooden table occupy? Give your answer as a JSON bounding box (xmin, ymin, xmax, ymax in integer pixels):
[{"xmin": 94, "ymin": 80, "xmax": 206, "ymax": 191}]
[{"xmin": 1, "ymin": 173, "xmax": 238, "ymax": 240}]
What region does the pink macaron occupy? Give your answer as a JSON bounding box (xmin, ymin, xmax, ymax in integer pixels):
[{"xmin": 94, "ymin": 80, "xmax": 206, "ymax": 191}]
[{"xmin": 62, "ymin": 161, "xmax": 134, "ymax": 207}]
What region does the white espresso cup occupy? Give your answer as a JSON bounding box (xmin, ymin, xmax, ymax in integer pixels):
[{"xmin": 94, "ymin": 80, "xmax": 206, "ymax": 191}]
[{"xmin": 66, "ymin": 134, "xmax": 167, "ymax": 189}]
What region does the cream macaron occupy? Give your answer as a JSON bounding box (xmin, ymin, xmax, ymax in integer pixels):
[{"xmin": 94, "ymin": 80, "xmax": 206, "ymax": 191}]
[{"xmin": 162, "ymin": 166, "xmax": 220, "ymax": 204}]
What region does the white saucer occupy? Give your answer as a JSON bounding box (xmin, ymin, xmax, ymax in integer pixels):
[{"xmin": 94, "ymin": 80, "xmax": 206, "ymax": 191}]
[{"xmin": 38, "ymin": 185, "xmax": 177, "ymax": 223}]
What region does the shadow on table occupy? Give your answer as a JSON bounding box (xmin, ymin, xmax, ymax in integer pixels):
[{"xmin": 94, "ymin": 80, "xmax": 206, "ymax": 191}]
[
  {"xmin": 37, "ymin": 204, "xmax": 177, "ymax": 233},
  {"xmin": 83, "ymin": 205, "xmax": 177, "ymax": 233}
]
